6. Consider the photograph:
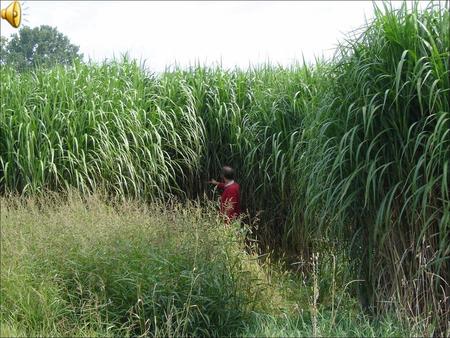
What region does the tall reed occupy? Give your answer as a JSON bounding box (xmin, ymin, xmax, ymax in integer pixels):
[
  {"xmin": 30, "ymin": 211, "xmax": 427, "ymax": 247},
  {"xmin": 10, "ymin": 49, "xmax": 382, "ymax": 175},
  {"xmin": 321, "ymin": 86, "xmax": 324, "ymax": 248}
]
[
  {"xmin": 294, "ymin": 1, "xmax": 449, "ymax": 329},
  {"xmin": 1, "ymin": 0, "xmax": 448, "ymax": 329}
]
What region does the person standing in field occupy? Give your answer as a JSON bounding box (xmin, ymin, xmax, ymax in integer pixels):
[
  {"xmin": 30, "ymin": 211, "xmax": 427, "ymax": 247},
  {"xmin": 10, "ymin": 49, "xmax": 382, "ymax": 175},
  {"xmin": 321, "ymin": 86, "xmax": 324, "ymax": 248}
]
[{"xmin": 208, "ymin": 166, "xmax": 241, "ymax": 222}]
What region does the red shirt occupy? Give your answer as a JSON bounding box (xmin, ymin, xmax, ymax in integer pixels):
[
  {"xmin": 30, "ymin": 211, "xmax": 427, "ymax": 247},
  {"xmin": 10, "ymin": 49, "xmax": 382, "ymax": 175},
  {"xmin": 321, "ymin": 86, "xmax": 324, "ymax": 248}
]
[{"xmin": 217, "ymin": 181, "xmax": 241, "ymax": 220}]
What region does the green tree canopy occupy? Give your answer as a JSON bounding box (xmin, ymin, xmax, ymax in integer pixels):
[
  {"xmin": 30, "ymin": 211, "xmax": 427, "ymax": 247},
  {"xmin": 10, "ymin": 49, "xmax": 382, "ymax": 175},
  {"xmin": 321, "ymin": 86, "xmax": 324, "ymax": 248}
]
[
  {"xmin": 0, "ymin": 36, "xmax": 8, "ymax": 65},
  {"xmin": 2, "ymin": 25, "xmax": 83, "ymax": 71}
]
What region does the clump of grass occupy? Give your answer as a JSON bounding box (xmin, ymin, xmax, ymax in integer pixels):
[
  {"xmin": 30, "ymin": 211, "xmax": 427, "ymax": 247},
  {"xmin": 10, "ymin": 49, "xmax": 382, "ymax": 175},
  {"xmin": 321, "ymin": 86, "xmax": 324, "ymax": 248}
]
[
  {"xmin": 242, "ymin": 311, "xmax": 415, "ymax": 337},
  {"xmin": 0, "ymin": 193, "xmax": 291, "ymax": 336}
]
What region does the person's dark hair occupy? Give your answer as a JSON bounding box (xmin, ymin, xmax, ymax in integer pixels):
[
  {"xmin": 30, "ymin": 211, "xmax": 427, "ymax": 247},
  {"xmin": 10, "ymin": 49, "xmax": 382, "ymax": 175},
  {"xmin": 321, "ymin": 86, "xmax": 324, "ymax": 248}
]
[{"xmin": 222, "ymin": 166, "xmax": 235, "ymax": 180}]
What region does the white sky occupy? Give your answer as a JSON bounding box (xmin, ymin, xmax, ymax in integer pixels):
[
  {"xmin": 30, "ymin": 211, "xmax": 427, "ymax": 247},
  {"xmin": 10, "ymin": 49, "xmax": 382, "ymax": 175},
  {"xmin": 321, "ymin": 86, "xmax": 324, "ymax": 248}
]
[{"xmin": 0, "ymin": 1, "xmax": 417, "ymax": 72}]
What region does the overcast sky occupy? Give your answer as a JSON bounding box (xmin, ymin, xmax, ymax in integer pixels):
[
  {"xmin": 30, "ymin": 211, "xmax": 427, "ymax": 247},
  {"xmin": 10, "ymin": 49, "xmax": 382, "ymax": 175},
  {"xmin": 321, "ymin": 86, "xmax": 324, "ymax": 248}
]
[{"xmin": 1, "ymin": 1, "xmax": 413, "ymax": 71}]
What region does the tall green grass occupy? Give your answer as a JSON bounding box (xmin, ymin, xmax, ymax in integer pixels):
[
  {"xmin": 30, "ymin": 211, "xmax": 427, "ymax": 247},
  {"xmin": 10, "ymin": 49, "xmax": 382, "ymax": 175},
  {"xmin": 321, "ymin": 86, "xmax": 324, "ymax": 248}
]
[
  {"xmin": 1, "ymin": 0, "xmax": 448, "ymax": 329},
  {"xmin": 294, "ymin": 1, "xmax": 449, "ymax": 324}
]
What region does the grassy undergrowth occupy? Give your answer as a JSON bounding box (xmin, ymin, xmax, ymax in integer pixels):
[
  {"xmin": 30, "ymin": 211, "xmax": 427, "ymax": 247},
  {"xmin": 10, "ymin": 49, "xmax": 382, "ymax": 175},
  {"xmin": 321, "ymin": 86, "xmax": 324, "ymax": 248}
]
[{"xmin": 1, "ymin": 194, "xmax": 425, "ymax": 336}]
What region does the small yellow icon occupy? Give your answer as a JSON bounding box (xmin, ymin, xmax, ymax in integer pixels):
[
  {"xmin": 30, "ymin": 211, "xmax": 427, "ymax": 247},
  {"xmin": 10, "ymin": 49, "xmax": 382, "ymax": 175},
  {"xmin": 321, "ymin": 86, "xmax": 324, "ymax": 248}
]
[{"xmin": 1, "ymin": 0, "xmax": 22, "ymax": 28}]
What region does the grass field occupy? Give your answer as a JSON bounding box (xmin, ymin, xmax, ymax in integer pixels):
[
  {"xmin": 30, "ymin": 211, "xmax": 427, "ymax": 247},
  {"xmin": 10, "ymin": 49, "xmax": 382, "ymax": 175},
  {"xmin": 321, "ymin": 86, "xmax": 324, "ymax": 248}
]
[
  {"xmin": 0, "ymin": 1, "xmax": 449, "ymax": 336},
  {"xmin": 1, "ymin": 194, "xmax": 424, "ymax": 336}
]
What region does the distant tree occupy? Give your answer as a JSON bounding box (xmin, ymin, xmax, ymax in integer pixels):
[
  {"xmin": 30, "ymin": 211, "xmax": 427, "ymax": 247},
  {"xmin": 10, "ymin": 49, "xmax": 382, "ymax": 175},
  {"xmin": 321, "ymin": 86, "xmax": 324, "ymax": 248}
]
[
  {"xmin": 4, "ymin": 25, "xmax": 83, "ymax": 71},
  {"xmin": 0, "ymin": 36, "xmax": 8, "ymax": 65}
]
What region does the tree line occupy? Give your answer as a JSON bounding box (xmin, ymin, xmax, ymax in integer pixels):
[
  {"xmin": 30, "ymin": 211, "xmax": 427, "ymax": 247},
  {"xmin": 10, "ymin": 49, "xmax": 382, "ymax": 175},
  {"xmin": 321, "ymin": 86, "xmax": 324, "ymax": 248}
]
[{"xmin": 1, "ymin": 25, "xmax": 83, "ymax": 71}]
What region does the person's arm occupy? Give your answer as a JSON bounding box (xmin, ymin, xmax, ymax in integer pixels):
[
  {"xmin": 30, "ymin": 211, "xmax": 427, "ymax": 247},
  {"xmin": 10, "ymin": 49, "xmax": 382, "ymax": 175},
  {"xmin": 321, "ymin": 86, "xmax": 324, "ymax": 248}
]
[{"xmin": 207, "ymin": 179, "xmax": 225, "ymax": 190}]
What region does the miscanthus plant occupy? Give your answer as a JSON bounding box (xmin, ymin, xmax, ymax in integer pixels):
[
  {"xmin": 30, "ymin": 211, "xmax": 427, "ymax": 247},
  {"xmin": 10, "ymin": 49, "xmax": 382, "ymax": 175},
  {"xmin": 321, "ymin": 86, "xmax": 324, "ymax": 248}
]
[
  {"xmin": 295, "ymin": 0, "xmax": 449, "ymax": 330},
  {"xmin": 0, "ymin": 57, "xmax": 320, "ymax": 245},
  {"xmin": 0, "ymin": 60, "xmax": 204, "ymax": 199},
  {"xmin": 0, "ymin": 0, "xmax": 448, "ymax": 331}
]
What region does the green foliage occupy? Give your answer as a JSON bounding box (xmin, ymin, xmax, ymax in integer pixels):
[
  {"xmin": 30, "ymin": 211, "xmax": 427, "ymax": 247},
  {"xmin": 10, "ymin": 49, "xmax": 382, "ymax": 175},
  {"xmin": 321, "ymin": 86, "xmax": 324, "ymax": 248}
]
[
  {"xmin": 294, "ymin": 1, "xmax": 449, "ymax": 321},
  {"xmin": 0, "ymin": 195, "xmax": 287, "ymax": 336},
  {"xmin": 2, "ymin": 25, "xmax": 83, "ymax": 71},
  {"xmin": 0, "ymin": 195, "xmax": 424, "ymax": 337},
  {"xmin": 0, "ymin": 36, "xmax": 8, "ymax": 65},
  {"xmin": 0, "ymin": 0, "xmax": 448, "ymax": 330},
  {"xmin": 242, "ymin": 312, "xmax": 414, "ymax": 337}
]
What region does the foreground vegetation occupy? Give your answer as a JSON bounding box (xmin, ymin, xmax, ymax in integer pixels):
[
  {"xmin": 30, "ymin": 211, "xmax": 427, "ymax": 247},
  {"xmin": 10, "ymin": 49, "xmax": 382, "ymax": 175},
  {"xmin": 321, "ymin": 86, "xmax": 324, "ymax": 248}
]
[
  {"xmin": 0, "ymin": 1, "xmax": 449, "ymax": 334},
  {"xmin": 1, "ymin": 195, "xmax": 423, "ymax": 336}
]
